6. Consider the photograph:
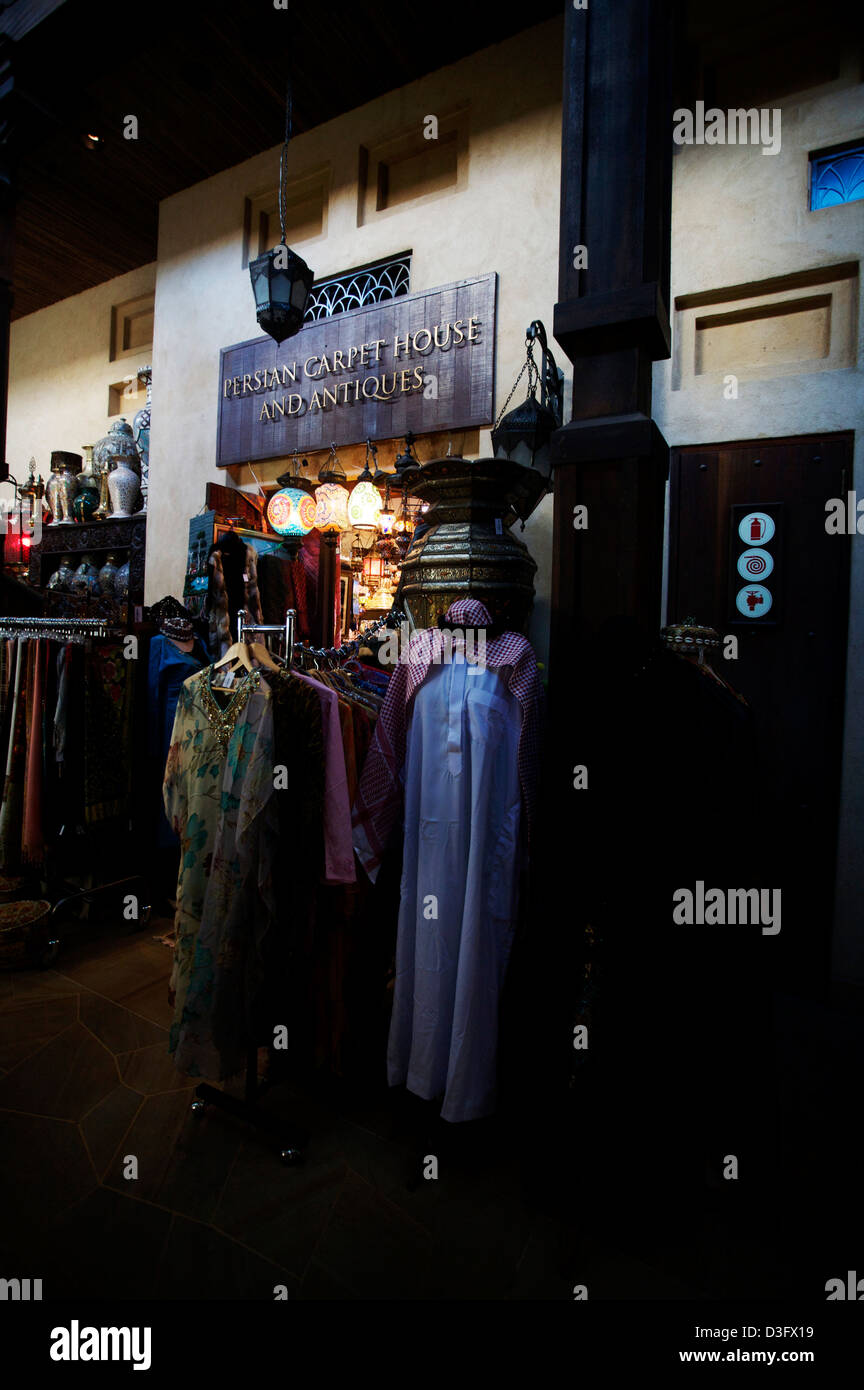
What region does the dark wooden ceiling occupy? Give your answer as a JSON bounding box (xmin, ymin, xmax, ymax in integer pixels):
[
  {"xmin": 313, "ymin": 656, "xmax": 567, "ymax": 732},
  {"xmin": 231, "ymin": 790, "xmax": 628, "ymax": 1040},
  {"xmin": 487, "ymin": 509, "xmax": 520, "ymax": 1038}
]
[
  {"xmin": 6, "ymin": 0, "xmax": 563, "ymax": 319},
  {"xmin": 5, "ymin": 0, "xmax": 855, "ymax": 322}
]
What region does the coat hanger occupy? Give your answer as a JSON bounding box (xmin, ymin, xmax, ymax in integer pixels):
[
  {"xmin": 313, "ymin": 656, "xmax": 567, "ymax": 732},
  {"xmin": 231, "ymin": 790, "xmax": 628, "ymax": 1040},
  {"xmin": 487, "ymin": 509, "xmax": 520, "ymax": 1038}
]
[{"xmin": 213, "ymin": 640, "xmax": 279, "ymax": 673}]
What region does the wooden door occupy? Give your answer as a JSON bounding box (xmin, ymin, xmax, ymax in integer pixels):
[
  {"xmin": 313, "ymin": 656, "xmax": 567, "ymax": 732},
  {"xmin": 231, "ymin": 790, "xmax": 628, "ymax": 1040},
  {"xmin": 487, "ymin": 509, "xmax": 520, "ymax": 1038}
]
[{"xmin": 668, "ymin": 433, "xmax": 852, "ymax": 992}]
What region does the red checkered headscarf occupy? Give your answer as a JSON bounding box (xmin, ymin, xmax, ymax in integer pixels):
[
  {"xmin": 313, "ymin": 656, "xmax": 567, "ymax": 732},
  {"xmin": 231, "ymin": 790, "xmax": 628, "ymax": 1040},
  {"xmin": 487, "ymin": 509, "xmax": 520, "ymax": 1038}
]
[{"xmin": 352, "ymin": 599, "xmax": 543, "ymax": 880}]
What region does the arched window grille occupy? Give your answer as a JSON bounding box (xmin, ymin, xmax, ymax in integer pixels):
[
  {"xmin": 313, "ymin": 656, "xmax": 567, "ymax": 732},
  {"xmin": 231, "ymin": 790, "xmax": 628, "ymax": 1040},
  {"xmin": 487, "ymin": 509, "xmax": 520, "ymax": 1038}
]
[{"xmin": 305, "ymin": 254, "xmax": 411, "ymax": 321}]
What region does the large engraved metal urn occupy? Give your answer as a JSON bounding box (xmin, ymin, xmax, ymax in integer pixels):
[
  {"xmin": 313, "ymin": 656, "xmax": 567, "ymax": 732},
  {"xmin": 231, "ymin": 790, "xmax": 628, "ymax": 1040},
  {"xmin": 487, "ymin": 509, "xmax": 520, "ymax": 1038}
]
[{"xmin": 399, "ymin": 456, "xmax": 548, "ymax": 633}]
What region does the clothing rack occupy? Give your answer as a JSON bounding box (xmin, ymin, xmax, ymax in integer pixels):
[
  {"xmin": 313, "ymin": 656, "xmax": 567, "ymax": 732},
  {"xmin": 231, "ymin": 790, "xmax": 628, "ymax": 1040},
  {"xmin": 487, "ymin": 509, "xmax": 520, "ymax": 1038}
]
[
  {"xmin": 237, "ymin": 607, "xmax": 295, "ymax": 666},
  {"xmin": 297, "ymin": 608, "xmax": 406, "ymax": 668},
  {"xmin": 193, "ymin": 602, "xmax": 306, "ymax": 1163},
  {"xmin": 0, "ymin": 615, "xmax": 122, "ymax": 642}
]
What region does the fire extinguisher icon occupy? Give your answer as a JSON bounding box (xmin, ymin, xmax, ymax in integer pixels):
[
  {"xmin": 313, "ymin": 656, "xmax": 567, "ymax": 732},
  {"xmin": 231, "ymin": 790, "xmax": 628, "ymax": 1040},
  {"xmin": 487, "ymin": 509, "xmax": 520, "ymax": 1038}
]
[{"xmin": 750, "ymin": 516, "xmax": 762, "ymax": 541}]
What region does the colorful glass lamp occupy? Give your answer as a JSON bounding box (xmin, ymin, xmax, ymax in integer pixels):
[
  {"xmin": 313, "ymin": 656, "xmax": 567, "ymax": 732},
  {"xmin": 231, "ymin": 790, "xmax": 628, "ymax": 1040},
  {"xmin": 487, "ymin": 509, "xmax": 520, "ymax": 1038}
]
[
  {"xmin": 314, "ymin": 481, "xmax": 350, "ymax": 533},
  {"xmin": 267, "ymin": 487, "xmax": 316, "ymax": 537}
]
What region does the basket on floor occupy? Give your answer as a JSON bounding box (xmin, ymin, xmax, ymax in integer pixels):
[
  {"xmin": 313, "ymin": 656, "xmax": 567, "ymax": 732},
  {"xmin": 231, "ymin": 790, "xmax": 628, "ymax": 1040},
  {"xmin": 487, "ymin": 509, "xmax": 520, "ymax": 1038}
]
[
  {"xmin": 0, "ymin": 873, "xmax": 27, "ymax": 904},
  {"xmin": 0, "ymin": 900, "xmax": 52, "ymax": 967}
]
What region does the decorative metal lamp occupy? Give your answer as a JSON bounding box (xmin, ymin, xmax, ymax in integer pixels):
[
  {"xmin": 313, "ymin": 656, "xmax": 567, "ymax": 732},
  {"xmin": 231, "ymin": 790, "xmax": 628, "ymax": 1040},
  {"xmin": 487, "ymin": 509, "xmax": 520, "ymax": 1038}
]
[
  {"xmin": 393, "ymin": 431, "xmax": 421, "ymax": 477},
  {"xmin": 491, "ymin": 319, "xmax": 563, "ymax": 476},
  {"xmin": 249, "ymin": 82, "xmax": 314, "ymax": 344}
]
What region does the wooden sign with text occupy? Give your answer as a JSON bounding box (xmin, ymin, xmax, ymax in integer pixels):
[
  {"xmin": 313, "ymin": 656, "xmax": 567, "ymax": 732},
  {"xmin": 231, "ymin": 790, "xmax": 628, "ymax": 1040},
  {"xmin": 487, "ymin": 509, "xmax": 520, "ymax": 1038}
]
[{"xmin": 216, "ymin": 272, "xmax": 497, "ymax": 467}]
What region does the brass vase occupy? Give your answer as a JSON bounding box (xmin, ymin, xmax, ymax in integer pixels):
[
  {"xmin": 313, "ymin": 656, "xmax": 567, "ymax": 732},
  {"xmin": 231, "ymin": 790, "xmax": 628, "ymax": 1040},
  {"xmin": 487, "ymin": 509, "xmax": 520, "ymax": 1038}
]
[{"xmin": 399, "ymin": 456, "xmax": 547, "ymax": 633}]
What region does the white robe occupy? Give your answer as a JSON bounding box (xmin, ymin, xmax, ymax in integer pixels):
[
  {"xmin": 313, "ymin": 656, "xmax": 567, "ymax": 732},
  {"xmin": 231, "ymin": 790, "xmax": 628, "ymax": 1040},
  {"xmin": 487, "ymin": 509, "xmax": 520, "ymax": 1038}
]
[{"xmin": 387, "ymin": 657, "xmax": 523, "ymax": 1122}]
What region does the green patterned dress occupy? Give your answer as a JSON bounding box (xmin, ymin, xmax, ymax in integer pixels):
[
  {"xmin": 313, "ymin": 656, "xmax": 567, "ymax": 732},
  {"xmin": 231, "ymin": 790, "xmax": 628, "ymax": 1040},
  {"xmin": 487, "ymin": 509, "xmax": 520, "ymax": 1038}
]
[{"xmin": 163, "ymin": 667, "xmax": 278, "ymax": 1078}]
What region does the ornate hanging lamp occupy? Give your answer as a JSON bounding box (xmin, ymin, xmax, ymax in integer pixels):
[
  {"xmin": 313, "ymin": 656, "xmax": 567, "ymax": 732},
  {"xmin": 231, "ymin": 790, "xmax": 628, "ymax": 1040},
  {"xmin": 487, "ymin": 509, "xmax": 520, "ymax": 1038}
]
[
  {"xmin": 348, "ymin": 440, "xmax": 383, "ymax": 531},
  {"xmin": 249, "ymin": 81, "xmax": 315, "ymax": 344},
  {"xmin": 267, "ymin": 453, "xmax": 316, "ymax": 540},
  {"xmin": 314, "ymin": 443, "xmax": 350, "ymax": 533},
  {"xmin": 491, "ymin": 319, "xmax": 563, "ymax": 477}
]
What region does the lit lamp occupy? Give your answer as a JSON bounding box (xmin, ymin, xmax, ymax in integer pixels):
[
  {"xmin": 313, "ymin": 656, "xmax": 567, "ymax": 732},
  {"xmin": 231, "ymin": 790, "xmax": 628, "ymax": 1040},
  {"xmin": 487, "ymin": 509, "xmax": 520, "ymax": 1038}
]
[
  {"xmin": 314, "ymin": 482, "xmax": 350, "ymax": 533},
  {"xmin": 249, "ymin": 81, "xmax": 314, "ymax": 344},
  {"xmin": 491, "ymin": 319, "xmax": 563, "ymax": 476},
  {"xmin": 377, "ymin": 483, "xmax": 395, "ymax": 536},
  {"xmin": 365, "ymin": 582, "xmax": 394, "ymax": 613},
  {"xmin": 363, "ymin": 553, "xmax": 386, "ymax": 586},
  {"xmin": 267, "ymin": 486, "xmax": 316, "ymax": 538},
  {"xmin": 348, "ymin": 480, "xmax": 382, "ymax": 531}
]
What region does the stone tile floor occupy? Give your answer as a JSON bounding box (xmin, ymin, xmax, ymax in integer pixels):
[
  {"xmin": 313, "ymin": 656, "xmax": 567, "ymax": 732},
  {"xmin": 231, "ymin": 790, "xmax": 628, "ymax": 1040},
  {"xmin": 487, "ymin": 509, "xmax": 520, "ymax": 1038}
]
[{"xmin": 1, "ymin": 921, "xmax": 859, "ymax": 1301}]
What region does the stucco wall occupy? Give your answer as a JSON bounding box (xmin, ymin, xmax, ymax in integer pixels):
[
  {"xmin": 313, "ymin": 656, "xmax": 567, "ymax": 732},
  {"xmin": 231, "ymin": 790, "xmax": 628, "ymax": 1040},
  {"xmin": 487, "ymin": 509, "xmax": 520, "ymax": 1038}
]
[
  {"xmin": 144, "ymin": 18, "xmax": 565, "ymax": 660},
  {"xmin": 654, "ymin": 76, "xmax": 864, "ymax": 983},
  {"xmin": 7, "ymin": 262, "xmax": 157, "ymax": 472}
]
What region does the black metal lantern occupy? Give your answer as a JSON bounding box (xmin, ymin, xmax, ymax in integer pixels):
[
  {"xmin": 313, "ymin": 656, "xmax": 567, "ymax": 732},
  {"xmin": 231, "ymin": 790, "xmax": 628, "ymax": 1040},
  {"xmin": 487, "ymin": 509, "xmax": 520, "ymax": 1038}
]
[
  {"xmin": 491, "ymin": 320, "xmax": 563, "ymax": 476},
  {"xmin": 250, "ymin": 245, "xmax": 314, "ymax": 344},
  {"xmin": 249, "ymin": 80, "xmax": 314, "ymax": 344}
]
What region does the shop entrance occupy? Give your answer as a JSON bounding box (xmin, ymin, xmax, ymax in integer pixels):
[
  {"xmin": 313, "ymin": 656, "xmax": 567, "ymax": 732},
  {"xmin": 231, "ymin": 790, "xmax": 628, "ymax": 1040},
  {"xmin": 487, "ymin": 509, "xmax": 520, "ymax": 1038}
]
[{"xmin": 667, "ymin": 432, "xmax": 853, "ymax": 993}]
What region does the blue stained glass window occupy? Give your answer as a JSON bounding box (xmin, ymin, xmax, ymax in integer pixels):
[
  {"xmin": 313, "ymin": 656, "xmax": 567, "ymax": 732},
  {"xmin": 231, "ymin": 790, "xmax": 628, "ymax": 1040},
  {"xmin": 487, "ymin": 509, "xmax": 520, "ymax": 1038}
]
[{"xmin": 809, "ymin": 144, "xmax": 864, "ymax": 210}]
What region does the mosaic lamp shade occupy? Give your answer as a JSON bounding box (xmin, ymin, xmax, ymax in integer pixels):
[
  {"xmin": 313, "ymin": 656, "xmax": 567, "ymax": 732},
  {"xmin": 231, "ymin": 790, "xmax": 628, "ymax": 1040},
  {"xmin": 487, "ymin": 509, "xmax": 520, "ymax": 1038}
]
[
  {"xmin": 347, "ymin": 479, "xmax": 382, "ymax": 531},
  {"xmin": 267, "ymin": 486, "xmax": 317, "ymax": 537},
  {"xmin": 314, "ymin": 482, "xmax": 350, "ymax": 533}
]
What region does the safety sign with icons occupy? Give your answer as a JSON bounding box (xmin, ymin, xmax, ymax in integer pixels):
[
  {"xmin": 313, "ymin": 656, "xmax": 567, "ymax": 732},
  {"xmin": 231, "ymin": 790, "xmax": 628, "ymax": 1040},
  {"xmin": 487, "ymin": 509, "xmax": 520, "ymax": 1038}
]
[
  {"xmin": 735, "ymin": 583, "xmax": 773, "ymax": 617},
  {"xmin": 728, "ymin": 503, "xmax": 783, "ymax": 626},
  {"xmin": 737, "ymin": 547, "xmax": 774, "ymax": 581},
  {"xmin": 738, "ymin": 512, "xmax": 776, "ymax": 546}
]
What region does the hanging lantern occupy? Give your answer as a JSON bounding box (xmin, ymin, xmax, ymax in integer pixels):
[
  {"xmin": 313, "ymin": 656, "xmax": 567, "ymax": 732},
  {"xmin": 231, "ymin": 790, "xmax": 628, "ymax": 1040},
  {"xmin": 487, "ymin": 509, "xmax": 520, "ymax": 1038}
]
[
  {"xmin": 366, "ymin": 583, "xmax": 394, "ymax": 612},
  {"xmin": 250, "ymin": 246, "xmax": 314, "ymax": 344},
  {"xmin": 377, "ymin": 481, "xmax": 395, "ymax": 535},
  {"xmin": 490, "ymin": 319, "xmax": 563, "ymax": 476},
  {"xmin": 393, "ymin": 431, "xmax": 421, "ymax": 477},
  {"xmin": 363, "ymin": 553, "xmax": 386, "ymax": 585},
  {"xmin": 318, "ymin": 441, "xmax": 347, "ymax": 485},
  {"xmin": 249, "ymin": 81, "xmax": 314, "ymax": 344},
  {"xmin": 314, "ymin": 481, "xmax": 350, "ymax": 533},
  {"xmin": 348, "ymin": 480, "xmax": 382, "ymax": 530},
  {"xmin": 267, "ymin": 486, "xmax": 316, "ymax": 537},
  {"xmin": 349, "ymin": 537, "xmax": 366, "ymax": 574}
]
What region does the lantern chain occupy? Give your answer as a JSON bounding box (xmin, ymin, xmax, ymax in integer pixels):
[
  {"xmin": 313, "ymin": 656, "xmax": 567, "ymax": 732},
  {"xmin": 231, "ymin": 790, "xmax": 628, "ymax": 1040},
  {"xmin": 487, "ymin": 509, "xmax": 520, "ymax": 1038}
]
[
  {"xmin": 278, "ymin": 79, "xmax": 294, "ymax": 246},
  {"xmin": 492, "ymin": 333, "xmax": 540, "ymax": 431}
]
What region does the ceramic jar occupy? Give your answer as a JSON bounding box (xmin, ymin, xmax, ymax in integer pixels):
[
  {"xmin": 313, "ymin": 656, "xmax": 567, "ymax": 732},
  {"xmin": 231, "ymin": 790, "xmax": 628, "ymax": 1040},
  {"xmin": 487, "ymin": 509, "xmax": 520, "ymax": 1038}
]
[
  {"xmin": 46, "ymin": 555, "xmax": 75, "ymax": 591},
  {"xmin": 45, "ymin": 452, "xmax": 81, "ymax": 526},
  {"xmin": 107, "ymin": 453, "xmax": 142, "ymax": 518},
  {"xmin": 97, "ymin": 554, "xmax": 121, "ymax": 596},
  {"xmin": 93, "ymin": 419, "xmax": 140, "ymax": 477},
  {"xmin": 114, "ymin": 560, "xmax": 130, "ymax": 601},
  {"xmin": 69, "ymin": 556, "xmax": 102, "ymax": 597},
  {"xmin": 73, "ymin": 446, "xmax": 101, "ymax": 522}
]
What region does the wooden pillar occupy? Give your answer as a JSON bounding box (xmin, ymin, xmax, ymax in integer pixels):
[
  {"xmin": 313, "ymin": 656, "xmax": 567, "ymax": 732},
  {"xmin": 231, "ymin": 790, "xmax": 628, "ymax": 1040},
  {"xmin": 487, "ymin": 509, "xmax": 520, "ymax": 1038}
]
[
  {"xmin": 516, "ymin": 3, "xmax": 676, "ymax": 1187},
  {"xmin": 0, "ymin": 36, "xmax": 14, "ymax": 478},
  {"xmin": 549, "ymin": 0, "xmax": 673, "ymax": 696}
]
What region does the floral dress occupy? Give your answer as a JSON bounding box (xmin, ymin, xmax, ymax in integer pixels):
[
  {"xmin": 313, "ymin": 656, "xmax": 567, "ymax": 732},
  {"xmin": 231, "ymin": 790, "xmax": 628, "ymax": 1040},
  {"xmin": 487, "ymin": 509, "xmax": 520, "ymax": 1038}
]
[{"xmin": 163, "ymin": 667, "xmax": 278, "ymax": 1079}]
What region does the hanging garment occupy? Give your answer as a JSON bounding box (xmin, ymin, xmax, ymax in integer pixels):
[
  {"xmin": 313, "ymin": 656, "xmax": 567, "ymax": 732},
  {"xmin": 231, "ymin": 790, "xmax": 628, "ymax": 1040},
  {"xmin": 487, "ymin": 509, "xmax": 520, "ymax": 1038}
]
[
  {"xmin": 206, "ymin": 536, "xmax": 263, "ymax": 656},
  {"xmin": 0, "ymin": 640, "xmax": 25, "ymax": 872},
  {"xmin": 83, "ymin": 643, "xmax": 134, "ymax": 825},
  {"xmin": 353, "ymin": 599, "xmax": 543, "ymax": 882},
  {"xmin": 353, "ymin": 599, "xmax": 544, "ymax": 1122},
  {"xmin": 257, "ymin": 549, "xmax": 311, "ymax": 641},
  {"xmin": 163, "ymin": 665, "xmax": 275, "ymax": 1077},
  {"xmin": 293, "ymin": 671, "xmax": 356, "ymax": 885},
  {"xmin": 22, "ymin": 641, "xmax": 48, "ymax": 866},
  {"xmin": 147, "ymin": 634, "xmax": 210, "ymax": 848}
]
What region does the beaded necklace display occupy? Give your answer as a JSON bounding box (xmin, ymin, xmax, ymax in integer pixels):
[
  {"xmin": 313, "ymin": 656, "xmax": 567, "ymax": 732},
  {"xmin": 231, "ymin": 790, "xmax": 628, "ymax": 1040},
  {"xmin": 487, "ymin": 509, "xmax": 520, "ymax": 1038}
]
[{"xmin": 200, "ymin": 666, "xmax": 261, "ymax": 753}]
